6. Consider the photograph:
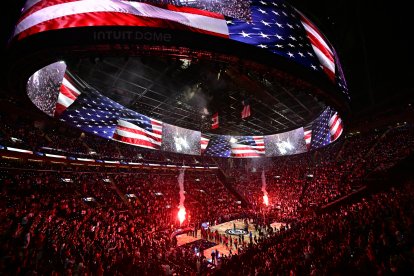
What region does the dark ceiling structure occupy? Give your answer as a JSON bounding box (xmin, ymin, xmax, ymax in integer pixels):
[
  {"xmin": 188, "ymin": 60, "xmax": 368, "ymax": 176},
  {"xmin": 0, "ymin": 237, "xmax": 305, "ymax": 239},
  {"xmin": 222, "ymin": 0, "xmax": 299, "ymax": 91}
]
[{"xmin": 68, "ymin": 56, "xmax": 325, "ymax": 136}]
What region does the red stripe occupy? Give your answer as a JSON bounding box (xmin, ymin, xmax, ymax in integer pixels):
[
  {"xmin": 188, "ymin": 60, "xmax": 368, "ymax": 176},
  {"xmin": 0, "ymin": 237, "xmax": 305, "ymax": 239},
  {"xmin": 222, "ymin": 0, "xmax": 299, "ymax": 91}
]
[
  {"xmin": 305, "ymin": 31, "xmax": 334, "ymax": 63},
  {"xmin": 19, "ymin": 0, "xmax": 79, "ymax": 22},
  {"xmin": 113, "ymin": 133, "xmax": 160, "ymax": 149},
  {"xmin": 331, "ymin": 123, "xmax": 343, "ymax": 141},
  {"xmin": 16, "ymin": 12, "xmax": 229, "ymax": 41},
  {"xmin": 232, "ymin": 146, "xmax": 265, "ymax": 152},
  {"xmin": 60, "ymin": 84, "xmax": 78, "ymax": 101},
  {"xmin": 116, "ymin": 125, "xmax": 161, "ymax": 143},
  {"xmin": 299, "ymin": 14, "xmax": 325, "ymax": 42},
  {"xmin": 54, "ymin": 102, "xmax": 67, "ymax": 117},
  {"xmin": 151, "ymin": 120, "xmax": 162, "ymax": 126},
  {"xmin": 329, "ymin": 115, "xmax": 339, "ymax": 130},
  {"xmin": 232, "ymin": 152, "xmax": 262, "ymax": 158},
  {"xmin": 163, "ymin": 4, "xmax": 225, "ymax": 19},
  {"xmin": 322, "ymin": 67, "xmax": 335, "ymax": 81}
]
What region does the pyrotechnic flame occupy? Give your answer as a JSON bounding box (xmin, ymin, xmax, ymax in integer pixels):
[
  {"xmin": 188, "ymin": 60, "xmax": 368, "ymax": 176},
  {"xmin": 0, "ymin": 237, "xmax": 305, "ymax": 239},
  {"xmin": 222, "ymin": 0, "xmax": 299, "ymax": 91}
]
[
  {"xmin": 261, "ymin": 169, "xmax": 269, "ymax": 206},
  {"xmin": 263, "ymin": 194, "xmax": 269, "ymax": 206},
  {"xmin": 178, "ymin": 206, "xmax": 186, "ymax": 225},
  {"xmin": 178, "ymin": 166, "xmax": 186, "ymax": 226}
]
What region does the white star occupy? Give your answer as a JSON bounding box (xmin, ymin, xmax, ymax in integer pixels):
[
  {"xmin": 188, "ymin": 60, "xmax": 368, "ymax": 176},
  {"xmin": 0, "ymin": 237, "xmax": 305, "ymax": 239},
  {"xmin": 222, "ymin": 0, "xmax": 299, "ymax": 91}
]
[
  {"xmin": 276, "ymin": 22, "xmax": 283, "ymax": 28},
  {"xmin": 260, "ymin": 32, "xmax": 270, "ymax": 39},
  {"xmin": 287, "ymin": 23, "xmax": 294, "ymax": 29},
  {"xmin": 298, "ymin": 52, "xmax": 304, "ymax": 57},
  {"xmin": 307, "ymin": 51, "xmax": 314, "ymax": 57},
  {"xmin": 276, "ymin": 34, "xmax": 283, "ymax": 40},
  {"xmin": 258, "ymin": 44, "xmax": 268, "ymax": 48},
  {"xmin": 226, "ymin": 20, "xmax": 233, "ymax": 24},
  {"xmin": 259, "ymin": 0, "xmax": 267, "ymax": 5},
  {"xmin": 240, "ymin": 31, "xmax": 251, "ymax": 38},
  {"xmin": 258, "ymin": 8, "xmax": 267, "ymax": 14},
  {"xmin": 311, "ymin": 65, "xmax": 317, "ymax": 70},
  {"xmin": 289, "ymin": 35, "xmax": 296, "ymax": 41},
  {"xmin": 271, "ymin": 2, "xmax": 278, "ymax": 6},
  {"xmin": 272, "ymin": 11, "xmax": 279, "ymax": 16},
  {"xmin": 288, "ymin": 43, "xmax": 295, "ymax": 48},
  {"xmin": 282, "ymin": 11, "xmax": 288, "ymax": 16},
  {"xmin": 261, "ymin": 20, "xmax": 271, "ymax": 27},
  {"xmin": 93, "ymin": 131, "xmax": 98, "ymax": 134},
  {"xmin": 275, "ymin": 44, "xmax": 283, "ymax": 48},
  {"xmin": 76, "ymin": 124, "xmax": 81, "ymax": 127},
  {"xmin": 287, "ymin": 52, "xmax": 294, "ymax": 57}
]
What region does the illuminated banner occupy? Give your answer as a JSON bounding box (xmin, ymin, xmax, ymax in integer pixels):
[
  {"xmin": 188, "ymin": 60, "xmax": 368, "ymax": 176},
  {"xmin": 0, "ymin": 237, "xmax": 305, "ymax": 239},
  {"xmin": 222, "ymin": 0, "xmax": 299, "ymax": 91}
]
[
  {"xmin": 161, "ymin": 123, "xmax": 201, "ymax": 155},
  {"xmin": 16, "ymin": 0, "xmax": 347, "ymax": 96},
  {"xmin": 265, "ymin": 127, "xmax": 307, "ymax": 157}
]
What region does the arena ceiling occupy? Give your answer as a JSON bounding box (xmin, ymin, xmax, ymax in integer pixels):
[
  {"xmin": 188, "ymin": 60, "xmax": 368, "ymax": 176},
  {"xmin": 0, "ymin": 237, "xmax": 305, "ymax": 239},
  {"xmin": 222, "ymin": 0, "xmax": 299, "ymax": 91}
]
[{"xmin": 66, "ymin": 56, "xmax": 325, "ymax": 136}]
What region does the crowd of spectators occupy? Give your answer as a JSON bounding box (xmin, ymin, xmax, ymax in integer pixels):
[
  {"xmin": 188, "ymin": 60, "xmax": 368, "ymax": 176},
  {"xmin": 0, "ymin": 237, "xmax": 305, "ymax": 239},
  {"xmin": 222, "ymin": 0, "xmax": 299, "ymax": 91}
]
[{"xmin": 1, "ymin": 99, "xmax": 414, "ymax": 274}]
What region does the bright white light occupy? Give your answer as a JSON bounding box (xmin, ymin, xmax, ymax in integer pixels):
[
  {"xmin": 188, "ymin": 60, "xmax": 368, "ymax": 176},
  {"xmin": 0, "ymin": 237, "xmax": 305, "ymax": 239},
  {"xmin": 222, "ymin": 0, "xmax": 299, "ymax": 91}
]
[
  {"xmin": 276, "ymin": 139, "xmax": 294, "ymax": 155},
  {"xmin": 178, "ymin": 206, "xmax": 186, "ymax": 225},
  {"xmin": 263, "ymin": 194, "xmax": 269, "ymax": 206},
  {"xmin": 180, "ymin": 59, "xmax": 191, "ymax": 69},
  {"xmin": 174, "ymin": 136, "xmax": 189, "ymax": 152}
]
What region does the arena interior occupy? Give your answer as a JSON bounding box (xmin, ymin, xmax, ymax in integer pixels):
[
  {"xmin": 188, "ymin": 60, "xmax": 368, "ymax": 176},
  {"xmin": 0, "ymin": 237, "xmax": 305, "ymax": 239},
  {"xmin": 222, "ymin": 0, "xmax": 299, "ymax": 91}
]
[{"xmin": 1, "ymin": 0, "xmax": 413, "ymax": 275}]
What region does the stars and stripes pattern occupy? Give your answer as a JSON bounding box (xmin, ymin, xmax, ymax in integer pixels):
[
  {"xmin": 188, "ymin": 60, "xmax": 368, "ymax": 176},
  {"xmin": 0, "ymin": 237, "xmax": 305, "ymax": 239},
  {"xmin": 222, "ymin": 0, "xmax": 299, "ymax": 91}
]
[
  {"xmin": 58, "ymin": 89, "xmax": 126, "ymax": 139},
  {"xmin": 14, "ymin": 0, "xmax": 348, "ymax": 99},
  {"xmin": 310, "ymin": 107, "xmax": 343, "ymax": 150},
  {"xmin": 310, "ymin": 107, "xmax": 333, "ymax": 150},
  {"xmin": 231, "ymin": 136, "xmax": 265, "ymax": 158},
  {"xmin": 228, "ymin": 0, "xmax": 323, "ymax": 74},
  {"xmin": 112, "ymin": 117, "xmax": 162, "ymax": 149},
  {"xmin": 54, "ymin": 73, "xmax": 81, "ymax": 117},
  {"xmin": 59, "ymin": 87, "xmax": 164, "ymax": 149},
  {"xmin": 203, "ymin": 135, "xmax": 231, "ymax": 157},
  {"xmin": 329, "ymin": 112, "xmax": 343, "ymax": 142},
  {"xmin": 201, "ymin": 134, "xmax": 210, "ymax": 153},
  {"xmin": 297, "ymin": 10, "xmax": 335, "ymax": 81}
]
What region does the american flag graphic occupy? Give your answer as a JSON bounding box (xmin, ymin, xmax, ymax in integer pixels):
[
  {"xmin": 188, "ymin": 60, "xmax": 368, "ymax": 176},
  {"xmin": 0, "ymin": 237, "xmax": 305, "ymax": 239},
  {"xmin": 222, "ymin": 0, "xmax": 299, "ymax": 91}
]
[
  {"xmin": 310, "ymin": 107, "xmax": 343, "ymax": 150},
  {"xmin": 112, "ymin": 117, "xmax": 162, "ymax": 150},
  {"xmin": 200, "ymin": 135, "xmax": 210, "ymax": 153},
  {"xmin": 58, "ymin": 86, "xmax": 163, "ymax": 151},
  {"xmin": 54, "ymin": 73, "xmax": 81, "ymax": 117},
  {"xmin": 297, "ymin": 10, "xmax": 335, "ymax": 81},
  {"xmin": 14, "ymin": 0, "xmax": 347, "ymax": 98},
  {"xmin": 58, "ymin": 89, "xmax": 126, "ymax": 139},
  {"xmin": 228, "ymin": 0, "xmax": 324, "ymax": 74},
  {"xmin": 204, "ymin": 135, "xmax": 231, "ymax": 157},
  {"xmin": 231, "ymin": 136, "xmax": 265, "ymax": 158}
]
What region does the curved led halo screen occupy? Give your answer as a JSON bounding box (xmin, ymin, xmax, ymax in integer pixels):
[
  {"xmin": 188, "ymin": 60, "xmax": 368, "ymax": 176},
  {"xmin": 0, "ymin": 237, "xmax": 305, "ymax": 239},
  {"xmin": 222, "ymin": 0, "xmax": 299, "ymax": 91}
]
[
  {"xmin": 27, "ymin": 62, "xmax": 344, "ymax": 158},
  {"xmin": 15, "ymin": 0, "xmax": 348, "ymax": 99}
]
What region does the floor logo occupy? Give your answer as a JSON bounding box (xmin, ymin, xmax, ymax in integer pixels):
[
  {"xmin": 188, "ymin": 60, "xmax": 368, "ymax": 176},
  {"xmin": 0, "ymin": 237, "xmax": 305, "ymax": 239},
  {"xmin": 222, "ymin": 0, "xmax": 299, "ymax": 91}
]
[{"xmin": 225, "ymin": 228, "xmax": 248, "ymax": 235}]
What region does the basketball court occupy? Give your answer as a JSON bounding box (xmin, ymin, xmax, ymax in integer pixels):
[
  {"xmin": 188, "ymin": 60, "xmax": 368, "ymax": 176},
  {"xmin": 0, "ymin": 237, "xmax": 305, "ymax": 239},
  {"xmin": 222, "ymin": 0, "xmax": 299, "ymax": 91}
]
[{"xmin": 177, "ymin": 219, "xmax": 286, "ymax": 262}]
